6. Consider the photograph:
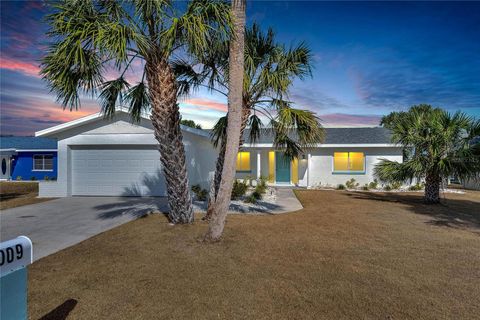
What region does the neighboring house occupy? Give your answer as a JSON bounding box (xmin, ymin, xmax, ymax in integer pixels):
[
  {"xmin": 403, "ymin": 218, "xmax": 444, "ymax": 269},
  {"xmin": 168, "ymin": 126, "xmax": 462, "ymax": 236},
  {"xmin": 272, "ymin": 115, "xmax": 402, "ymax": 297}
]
[
  {"xmin": 35, "ymin": 108, "xmax": 403, "ymax": 197},
  {"xmin": 237, "ymin": 127, "xmax": 402, "ymax": 187},
  {"xmin": 0, "ymin": 137, "xmax": 58, "ymax": 181},
  {"xmin": 462, "ymin": 178, "xmax": 480, "ymax": 190}
]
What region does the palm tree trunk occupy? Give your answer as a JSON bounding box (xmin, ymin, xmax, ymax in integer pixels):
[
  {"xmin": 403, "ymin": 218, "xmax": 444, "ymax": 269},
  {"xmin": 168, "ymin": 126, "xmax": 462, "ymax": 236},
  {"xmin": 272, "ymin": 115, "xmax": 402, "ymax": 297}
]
[
  {"xmin": 146, "ymin": 51, "xmax": 193, "ymax": 223},
  {"xmin": 205, "ymin": 0, "xmax": 246, "ymax": 240},
  {"xmin": 424, "ymin": 172, "xmax": 440, "ymax": 204},
  {"xmin": 205, "ymin": 107, "xmax": 250, "ymax": 220}
]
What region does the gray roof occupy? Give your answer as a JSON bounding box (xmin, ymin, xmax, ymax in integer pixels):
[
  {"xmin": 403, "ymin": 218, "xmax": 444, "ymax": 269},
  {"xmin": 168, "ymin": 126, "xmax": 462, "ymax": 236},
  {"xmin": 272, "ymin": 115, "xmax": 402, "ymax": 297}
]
[
  {"xmin": 0, "ymin": 136, "xmax": 58, "ymax": 150},
  {"xmin": 236, "ymin": 127, "xmax": 392, "ymax": 144}
]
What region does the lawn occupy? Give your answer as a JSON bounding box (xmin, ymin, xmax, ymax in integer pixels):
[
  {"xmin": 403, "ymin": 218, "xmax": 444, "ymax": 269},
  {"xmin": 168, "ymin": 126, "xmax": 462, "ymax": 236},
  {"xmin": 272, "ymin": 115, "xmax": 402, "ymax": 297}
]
[
  {"xmin": 28, "ymin": 190, "xmax": 480, "ymax": 319},
  {"xmin": 0, "ymin": 181, "xmax": 53, "ymax": 210}
]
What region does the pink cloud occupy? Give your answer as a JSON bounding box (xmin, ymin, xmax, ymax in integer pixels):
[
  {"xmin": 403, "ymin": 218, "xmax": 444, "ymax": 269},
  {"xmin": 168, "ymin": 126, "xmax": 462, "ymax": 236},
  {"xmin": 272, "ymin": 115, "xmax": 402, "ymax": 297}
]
[
  {"xmin": 183, "ymin": 98, "xmax": 228, "ymax": 112},
  {"xmin": 0, "ymin": 56, "xmax": 40, "ymax": 77},
  {"xmin": 320, "ymin": 113, "xmax": 381, "ymax": 127}
]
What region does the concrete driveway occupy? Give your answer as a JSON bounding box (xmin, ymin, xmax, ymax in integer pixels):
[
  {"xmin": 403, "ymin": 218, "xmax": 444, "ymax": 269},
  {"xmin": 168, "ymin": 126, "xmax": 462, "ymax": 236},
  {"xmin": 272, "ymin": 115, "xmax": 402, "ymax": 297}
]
[{"xmin": 0, "ymin": 197, "xmax": 168, "ymax": 261}]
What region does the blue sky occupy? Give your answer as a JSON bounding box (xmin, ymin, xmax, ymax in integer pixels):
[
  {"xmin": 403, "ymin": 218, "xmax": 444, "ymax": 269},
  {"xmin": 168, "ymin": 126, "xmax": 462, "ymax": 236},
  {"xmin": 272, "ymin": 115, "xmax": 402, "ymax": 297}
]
[{"xmin": 1, "ymin": 1, "xmax": 479, "ymax": 135}]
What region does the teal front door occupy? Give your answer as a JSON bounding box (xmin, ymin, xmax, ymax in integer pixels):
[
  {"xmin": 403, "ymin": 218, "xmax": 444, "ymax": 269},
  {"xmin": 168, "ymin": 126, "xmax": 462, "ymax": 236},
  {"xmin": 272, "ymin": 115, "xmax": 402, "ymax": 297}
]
[{"xmin": 275, "ymin": 152, "xmax": 290, "ymax": 183}]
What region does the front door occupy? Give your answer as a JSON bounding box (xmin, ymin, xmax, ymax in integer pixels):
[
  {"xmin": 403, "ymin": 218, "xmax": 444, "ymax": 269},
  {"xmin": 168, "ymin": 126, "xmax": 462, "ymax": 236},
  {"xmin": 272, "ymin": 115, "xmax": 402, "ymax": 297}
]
[
  {"xmin": 275, "ymin": 152, "xmax": 290, "ymax": 183},
  {"xmin": 0, "ymin": 156, "xmax": 10, "ymax": 180}
]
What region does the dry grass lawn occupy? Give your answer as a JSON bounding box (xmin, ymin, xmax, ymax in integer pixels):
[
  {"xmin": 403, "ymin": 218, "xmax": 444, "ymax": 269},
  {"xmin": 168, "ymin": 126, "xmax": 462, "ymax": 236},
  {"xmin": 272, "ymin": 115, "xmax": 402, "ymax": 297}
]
[
  {"xmin": 0, "ymin": 181, "xmax": 53, "ymax": 210},
  {"xmin": 29, "ymin": 190, "xmax": 480, "ymax": 319}
]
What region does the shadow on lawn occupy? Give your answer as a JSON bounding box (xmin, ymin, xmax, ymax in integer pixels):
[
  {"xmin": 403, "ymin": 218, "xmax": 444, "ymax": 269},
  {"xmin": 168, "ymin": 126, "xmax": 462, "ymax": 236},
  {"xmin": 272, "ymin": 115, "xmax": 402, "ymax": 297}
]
[
  {"xmin": 345, "ymin": 191, "xmax": 480, "ymax": 232},
  {"xmin": 38, "ymin": 299, "xmax": 77, "ymax": 320},
  {"xmin": 93, "ymin": 197, "xmax": 169, "ymax": 220}
]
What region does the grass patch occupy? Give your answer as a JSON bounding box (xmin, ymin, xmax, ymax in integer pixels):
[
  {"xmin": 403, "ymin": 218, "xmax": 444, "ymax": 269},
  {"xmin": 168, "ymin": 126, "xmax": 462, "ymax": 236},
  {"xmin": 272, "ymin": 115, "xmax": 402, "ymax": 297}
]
[
  {"xmin": 29, "ymin": 190, "xmax": 480, "ymax": 319},
  {"xmin": 0, "ymin": 181, "xmax": 53, "ymax": 210}
]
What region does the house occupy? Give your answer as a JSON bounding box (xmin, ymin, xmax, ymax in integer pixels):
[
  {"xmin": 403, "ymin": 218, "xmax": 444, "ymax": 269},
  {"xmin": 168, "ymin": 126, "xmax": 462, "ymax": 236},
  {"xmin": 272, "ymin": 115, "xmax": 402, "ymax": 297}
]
[
  {"xmin": 237, "ymin": 127, "xmax": 402, "ymax": 187},
  {"xmin": 34, "ymin": 108, "xmax": 403, "ymax": 197},
  {"xmin": 0, "ymin": 137, "xmax": 58, "ymax": 181}
]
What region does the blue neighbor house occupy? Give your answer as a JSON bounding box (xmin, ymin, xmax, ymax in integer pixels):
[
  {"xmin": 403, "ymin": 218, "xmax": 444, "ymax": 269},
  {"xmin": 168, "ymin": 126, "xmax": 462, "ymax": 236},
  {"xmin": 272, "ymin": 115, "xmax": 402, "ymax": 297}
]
[{"xmin": 0, "ymin": 137, "xmax": 58, "ymax": 181}]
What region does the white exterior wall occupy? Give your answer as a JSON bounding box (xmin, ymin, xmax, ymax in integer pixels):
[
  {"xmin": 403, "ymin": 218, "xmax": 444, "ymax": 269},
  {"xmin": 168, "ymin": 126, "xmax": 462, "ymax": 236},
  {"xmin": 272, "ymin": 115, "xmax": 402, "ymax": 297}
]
[
  {"xmin": 39, "ymin": 113, "xmax": 218, "ymax": 197},
  {"xmin": 308, "ymin": 147, "xmax": 403, "ymax": 187}
]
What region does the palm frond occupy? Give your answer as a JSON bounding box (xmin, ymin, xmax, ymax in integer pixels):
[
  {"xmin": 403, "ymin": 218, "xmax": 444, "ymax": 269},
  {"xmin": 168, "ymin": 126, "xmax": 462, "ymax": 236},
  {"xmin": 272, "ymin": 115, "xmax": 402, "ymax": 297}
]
[
  {"xmin": 124, "ymin": 82, "xmax": 150, "ymax": 122},
  {"xmin": 99, "ymin": 77, "xmax": 130, "ymax": 118}
]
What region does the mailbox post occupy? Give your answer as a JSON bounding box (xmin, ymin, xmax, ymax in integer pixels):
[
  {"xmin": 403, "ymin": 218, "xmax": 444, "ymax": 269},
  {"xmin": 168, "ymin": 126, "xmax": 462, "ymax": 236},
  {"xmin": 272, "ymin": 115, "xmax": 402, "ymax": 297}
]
[{"xmin": 0, "ymin": 236, "xmax": 33, "ymax": 320}]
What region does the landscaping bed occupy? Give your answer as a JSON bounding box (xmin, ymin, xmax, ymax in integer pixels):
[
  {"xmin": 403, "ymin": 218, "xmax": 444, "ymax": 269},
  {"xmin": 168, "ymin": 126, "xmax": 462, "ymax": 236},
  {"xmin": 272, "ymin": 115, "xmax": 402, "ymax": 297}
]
[{"xmin": 28, "ymin": 190, "xmax": 480, "ymax": 319}]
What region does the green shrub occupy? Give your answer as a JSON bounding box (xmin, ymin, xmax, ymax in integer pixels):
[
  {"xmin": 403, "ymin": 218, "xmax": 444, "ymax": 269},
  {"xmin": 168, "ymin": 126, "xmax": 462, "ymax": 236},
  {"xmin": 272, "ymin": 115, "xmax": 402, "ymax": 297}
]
[
  {"xmin": 337, "ymin": 184, "xmax": 346, "ymax": 190},
  {"xmin": 16, "ymin": 176, "xmax": 22, "ymax": 181},
  {"xmin": 44, "ymin": 176, "xmax": 50, "ymax": 181},
  {"xmin": 409, "ymin": 183, "xmax": 424, "ymax": 191},
  {"xmin": 384, "ymin": 184, "xmax": 392, "ymax": 191},
  {"xmin": 345, "ymin": 178, "xmax": 359, "ymax": 189},
  {"xmin": 368, "ymin": 179, "xmax": 378, "ymax": 189},
  {"xmin": 244, "ymin": 194, "xmax": 257, "ymax": 204},
  {"xmin": 362, "ymin": 184, "xmax": 369, "ymax": 191},
  {"xmin": 259, "ymin": 175, "xmax": 268, "ymax": 188},
  {"xmin": 255, "ymin": 183, "xmax": 267, "ymax": 195},
  {"xmin": 191, "ymin": 184, "xmax": 208, "ymax": 201},
  {"xmin": 391, "ymin": 181, "xmax": 402, "ymax": 190},
  {"xmin": 231, "ymin": 180, "xmax": 248, "ymax": 200},
  {"xmin": 31, "ymin": 176, "xmax": 37, "ymax": 181},
  {"xmin": 252, "ymin": 190, "xmax": 262, "ymax": 200}
]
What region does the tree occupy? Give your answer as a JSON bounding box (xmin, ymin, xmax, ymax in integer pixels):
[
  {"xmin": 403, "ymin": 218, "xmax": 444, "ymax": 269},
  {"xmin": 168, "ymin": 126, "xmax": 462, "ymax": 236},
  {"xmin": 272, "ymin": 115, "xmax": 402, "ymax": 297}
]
[
  {"xmin": 175, "ymin": 23, "xmax": 324, "ymax": 221},
  {"xmin": 375, "ymin": 104, "xmax": 480, "ymax": 203},
  {"xmin": 203, "ymin": 0, "xmax": 246, "ymax": 241},
  {"xmin": 180, "ymin": 119, "xmax": 202, "ymax": 129},
  {"xmin": 41, "ymin": 0, "xmax": 230, "ymax": 223}
]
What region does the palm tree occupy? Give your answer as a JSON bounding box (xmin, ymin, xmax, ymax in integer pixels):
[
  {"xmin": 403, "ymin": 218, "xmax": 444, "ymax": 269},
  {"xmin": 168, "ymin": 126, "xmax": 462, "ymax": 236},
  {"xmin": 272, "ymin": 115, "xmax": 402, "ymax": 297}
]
[
  {"xmin": 203, "ymin": 0, "xmax": 246, "ymax": 241},
  {"xmin": 374, "ymin": 104, "xmax": 480, "ymax": 203},
  {"xmin": 175, "ymin": 23, "xmax": 324, "ymax": 221},
  {"xmin": 41, "ymin": 0, "xmax": 230, "ymax": 223}
]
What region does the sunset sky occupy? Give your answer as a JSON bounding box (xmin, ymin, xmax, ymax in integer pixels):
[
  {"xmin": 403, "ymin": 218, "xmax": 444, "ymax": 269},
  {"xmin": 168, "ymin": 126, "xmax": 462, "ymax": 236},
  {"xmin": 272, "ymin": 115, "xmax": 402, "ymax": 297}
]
[{"xmin": 1, "ymin": 1, "xmax": 479, "ymax": 136}]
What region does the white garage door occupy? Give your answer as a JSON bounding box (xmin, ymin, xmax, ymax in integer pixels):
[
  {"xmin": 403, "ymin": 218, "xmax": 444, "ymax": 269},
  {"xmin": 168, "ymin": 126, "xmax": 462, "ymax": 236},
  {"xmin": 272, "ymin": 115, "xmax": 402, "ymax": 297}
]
[{"xmin": 72, "ymin": 146, "xmax": 166, "ymax": 196}]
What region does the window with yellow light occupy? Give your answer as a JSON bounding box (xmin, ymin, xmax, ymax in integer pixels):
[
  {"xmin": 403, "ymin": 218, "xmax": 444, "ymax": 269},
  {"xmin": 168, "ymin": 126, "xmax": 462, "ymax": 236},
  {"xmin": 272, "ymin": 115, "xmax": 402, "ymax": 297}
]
[
  {"xmin": 236, "ymin": 152, "xmax": 251, "ymax": 171},
  {"xmin": 333, "ymin": 152, "xmax": 365, "ymax": 172}
]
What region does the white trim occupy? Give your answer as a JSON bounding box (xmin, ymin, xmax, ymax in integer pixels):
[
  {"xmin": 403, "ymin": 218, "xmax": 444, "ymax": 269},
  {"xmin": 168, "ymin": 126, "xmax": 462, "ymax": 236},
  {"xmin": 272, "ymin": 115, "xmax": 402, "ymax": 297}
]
[
  {"xmin": 15, "ymin": 149, "xmax": 57, "ymax": 152},
  {"xmin": 242, "ymin": 143, "xmax": 401, "ymax": 148},
  {"xmin": 33, "ymin": 154, "xmax": 54, "ymax": 171},
  {"xmin": 35, "ymin": 107, "xmax": 209, "ymax": 138}
]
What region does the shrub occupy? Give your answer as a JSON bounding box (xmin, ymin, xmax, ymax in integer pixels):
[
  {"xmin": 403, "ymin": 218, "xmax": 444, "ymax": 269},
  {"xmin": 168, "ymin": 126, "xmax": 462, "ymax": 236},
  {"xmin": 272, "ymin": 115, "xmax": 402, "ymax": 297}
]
[
  {"xmin": 409, "ymin": 183, "xmax": 424, "ymax": 191},
  {"xmin": 191, "ymin": 184, "xmax": 208, "ymax": 201},
  {"xmin": 368, "ymin": 179, "xmax": 378, "ymax": 189},
  {"xmin": 44, "ymin": 176, "xmax": 50, "ymax": 181},
  {"xmin": 391, "ymin": 181, "xmax": 402, "ymax": 190},
  {"xmin": 362, "ymin": 184, "xmax": 369, "ymax": 191},
  {"xmin": 16, "ymin": 176, "xmax": 22, "ymax": 181},
  {"xmin": 337, "ymin": 184, "xmax": 346, "ymax": 190},
  {"xmin": 244, "ymin": 194, "xmax": 257, "ymax": 204},
  {"xmin": 345, "ymin": 178, "xmax": 359, "ymax": 189},
  {"xmin": 384, "ymin": 184, "xmax": 392, "ymax": 191},
  {"xmin": 31, "ymin": 176, "xmax": 37, "ymax": 181},
  {"xmin": 231, "ymin": 180, "xmax": 248, "ymax": 200},
  {"xmin": 255, "ymin": 183, "xmax": 267, "ymax": 195},
  {"xmin": 252, "ymin": 190, "xmax": 262, "ymax": 200}
]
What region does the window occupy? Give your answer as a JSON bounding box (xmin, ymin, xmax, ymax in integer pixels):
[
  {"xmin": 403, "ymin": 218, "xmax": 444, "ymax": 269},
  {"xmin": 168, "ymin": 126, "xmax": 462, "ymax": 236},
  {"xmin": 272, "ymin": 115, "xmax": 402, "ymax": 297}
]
[
  {"xmin": 236, "ymin": 152, "xmax": 250, "ymax": 171},
  {"xmin": 33, "ymin": 155, "xmax": 53, "ymax": 171},
  {"xmin": 333, "ymin": 152, "xmax": 364, "ymax": 172}
]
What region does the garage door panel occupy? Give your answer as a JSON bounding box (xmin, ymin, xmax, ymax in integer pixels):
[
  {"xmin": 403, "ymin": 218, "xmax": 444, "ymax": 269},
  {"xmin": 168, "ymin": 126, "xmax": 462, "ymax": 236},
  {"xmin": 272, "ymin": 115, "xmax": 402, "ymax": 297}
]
[{"xmin": 72, "ymin": 146, "xmax": 166, "ymax": 196}]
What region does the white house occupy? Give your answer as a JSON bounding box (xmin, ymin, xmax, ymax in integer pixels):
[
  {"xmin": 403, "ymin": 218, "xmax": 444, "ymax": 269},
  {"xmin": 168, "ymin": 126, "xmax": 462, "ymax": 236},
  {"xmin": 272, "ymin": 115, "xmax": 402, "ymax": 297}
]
[{"xmin": 36, "ymin": 109, "xmax": 403, "ymax": 197}]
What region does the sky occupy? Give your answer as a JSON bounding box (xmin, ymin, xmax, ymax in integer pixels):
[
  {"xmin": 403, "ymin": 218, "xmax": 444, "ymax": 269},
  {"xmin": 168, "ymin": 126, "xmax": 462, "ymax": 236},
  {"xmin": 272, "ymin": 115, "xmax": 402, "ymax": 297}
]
[{"xmin": 1, "ymin": 1, "xmax": 479, "ymax": 136}]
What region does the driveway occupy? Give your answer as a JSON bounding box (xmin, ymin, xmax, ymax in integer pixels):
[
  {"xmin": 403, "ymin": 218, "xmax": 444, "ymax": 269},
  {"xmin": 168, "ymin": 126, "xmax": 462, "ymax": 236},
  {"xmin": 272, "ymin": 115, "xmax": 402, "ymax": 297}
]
[{"xmin": 0, "ymin": 197, "xmax": 168, "ymax": 261}]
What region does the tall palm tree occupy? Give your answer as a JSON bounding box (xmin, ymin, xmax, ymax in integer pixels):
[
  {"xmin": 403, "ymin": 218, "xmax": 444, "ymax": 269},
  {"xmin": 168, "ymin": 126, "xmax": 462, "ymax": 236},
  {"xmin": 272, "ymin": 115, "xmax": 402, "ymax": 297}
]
[
  {"xmin": 203, "ymin": 0, "xmax": 246, "ymax": 241},
  {"xmin": 175, "ymin": 23, "xmax": 324, "ymax": 220},
  {"xmin": 374, "ymin": 104, "xmax": 480, "ymax": 203},
  {"xmin": 41, "ymin": 0, "xmax": 230, "ymax": 223}
]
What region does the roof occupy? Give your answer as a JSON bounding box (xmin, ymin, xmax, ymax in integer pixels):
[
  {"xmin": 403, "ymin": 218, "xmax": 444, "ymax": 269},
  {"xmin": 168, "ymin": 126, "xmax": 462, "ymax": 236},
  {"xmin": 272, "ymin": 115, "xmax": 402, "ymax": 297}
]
[
  {"xmin": 0, "ymin": 136, "xmax": 58, "ymax": 151},
  {"xmin": 239, "ymin": 127, "xmax": 394, "ymax": 145},
  {"xmin": 35, "ymin": 107, "xmax": 209, "ymax": 138}
]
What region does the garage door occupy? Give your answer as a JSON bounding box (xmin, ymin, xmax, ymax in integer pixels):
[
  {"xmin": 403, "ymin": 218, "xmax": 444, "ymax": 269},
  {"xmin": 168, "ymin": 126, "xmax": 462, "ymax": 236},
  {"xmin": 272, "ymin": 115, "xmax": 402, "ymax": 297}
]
[{"xmin": 72, "ymin": 146, "xmax": 166, "ymax": 196}]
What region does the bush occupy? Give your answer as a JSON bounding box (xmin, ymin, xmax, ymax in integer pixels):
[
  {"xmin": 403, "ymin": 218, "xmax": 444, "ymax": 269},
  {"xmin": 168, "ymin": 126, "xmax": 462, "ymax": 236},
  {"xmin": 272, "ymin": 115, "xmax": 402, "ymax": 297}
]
[
  {"xmin": 44, "ymin": 176, "xmax": 50, "ymax": 181},
  {"xmin": 16, "ymin": 176, "xmax": 22, "ymax": 181},
  {"xmin": 368, "ymin": 179, "xmax": 378, "ymax": 189},
  {"xmin": 384, "ymin": 184, "xmax": 392, "ymax": 191},
  {"xmin": 251, "ymin": 190, "xmax": 262, "ymax": 200},
  {"xmin": 191, "ymin": 184, "xmax": 208, "ymax": 201},
  {"xmin": 231, "ymin": 180, "xmax": 248, "ymax": 200},
  {"xmin": 409, "ymin": 183, "xmax": 424, "ymax": 191},
  {"xmin": 244, "ymin": 194, "xmax": 257, "ymax": 204},
  {"xmin": 30, "ymin": 176, "xmax": 37, "ymax": 181},
  {"xmin": 337, "ymin": 184, "xmax": 346, "ymax": 190},
  {"xmin": 391, "ymin": 181, "xmax": 402, "ymax": 190},
  {"xmin": 255, "ymin": 183, "xmax": 267, "ymax": 195},
  {"xmin": 362, "ymin": 184, "xmax": 369, "ymax": 191},
  {"xmin": 345, "ymin": 178, "xmax": 359, "ymax": 189}
]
